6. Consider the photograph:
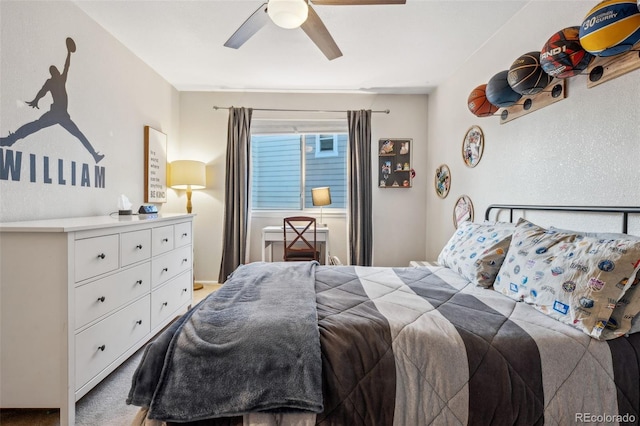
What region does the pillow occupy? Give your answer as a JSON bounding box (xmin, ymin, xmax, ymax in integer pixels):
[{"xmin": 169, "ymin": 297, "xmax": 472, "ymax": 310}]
[
  {"xmin": 437, "ymin": 221, "xmax": 515, "ymax": 288},
  {"xmin": 606, "ymin": 273, "xmax": 640, "ymax": 338},
  {"xmin": 551, "ymin": 226, "xmax": 640, "ymax": 338},
  {"xmin": 494, "ymin": 218, "xmax": 640, "ymax": 339}
]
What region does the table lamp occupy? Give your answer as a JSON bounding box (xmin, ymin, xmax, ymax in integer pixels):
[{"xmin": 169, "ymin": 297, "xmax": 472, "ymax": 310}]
[
  {"xmin": 311, "ymin": 186, "xmax": 331, "ymax": 226},
  {"xmin": 170, "ymin": 160, "xmax": 206, "ymax": 214}
]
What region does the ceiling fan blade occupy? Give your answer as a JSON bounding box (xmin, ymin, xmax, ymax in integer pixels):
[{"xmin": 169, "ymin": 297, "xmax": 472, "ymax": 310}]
[
  {"xmin": 224, "ymin": 3, "xmax": 270, "ymax": 49},
  {"xmin": 311, "ymin": 0, "xmax": 406, "ymax": 5},
  {"xmin": 300, "ymin": 5, "xmax": 343, "ymax": 60}
]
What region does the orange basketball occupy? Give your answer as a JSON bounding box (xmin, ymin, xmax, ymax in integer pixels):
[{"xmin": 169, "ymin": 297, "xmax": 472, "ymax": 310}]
[{"xmin": 468, "ymin": 84, "xmax": 499, "ymax": 117}]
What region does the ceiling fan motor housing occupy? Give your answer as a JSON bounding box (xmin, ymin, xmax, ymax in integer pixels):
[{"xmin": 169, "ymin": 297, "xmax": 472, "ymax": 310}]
[{"xmin": 268, "ymin": 0, "xmax": 309, "ymax": 29}]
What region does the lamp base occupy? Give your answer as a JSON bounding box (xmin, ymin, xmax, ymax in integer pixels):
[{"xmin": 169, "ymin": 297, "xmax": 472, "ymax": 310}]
[
  {"xmin": 194, "ymin": 282, "xmax": 203, "ymax": 291},
  {"xmin": 186, "ymin": 188, "xmax": 193, "ymax": 213}
]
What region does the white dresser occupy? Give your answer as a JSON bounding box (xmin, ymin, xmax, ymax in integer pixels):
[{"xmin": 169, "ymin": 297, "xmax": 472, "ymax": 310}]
[{"xmin": 0, "ymin": 213, "xmax": 194, "ymax": 425}]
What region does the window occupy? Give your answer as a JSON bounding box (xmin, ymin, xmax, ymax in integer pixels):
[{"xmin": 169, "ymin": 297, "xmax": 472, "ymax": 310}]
[
  {"xmin": 314, "ymin": 134, "xmax": 339, "ymax": 158},
  {"xmin": 251, "ymin": 133, "xmax": 347, "ymax": 210}
]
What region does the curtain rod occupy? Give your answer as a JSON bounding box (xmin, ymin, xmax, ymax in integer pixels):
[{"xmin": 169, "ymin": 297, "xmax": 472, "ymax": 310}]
[{"xmin": 213, "ymin": 106, "xmax": 390, "ymax": 114}]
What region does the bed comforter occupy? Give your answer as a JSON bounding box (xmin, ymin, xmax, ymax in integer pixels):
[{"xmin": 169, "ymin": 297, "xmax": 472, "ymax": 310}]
[{"xmin": 129, "ymin": 262, "xmax": 640, "ymax": 425}]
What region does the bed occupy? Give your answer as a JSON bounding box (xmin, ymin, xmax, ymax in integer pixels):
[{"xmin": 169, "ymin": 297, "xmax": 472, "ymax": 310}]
[{"xmin": 128, "ymin": 205, "xmax": 640, "ymax": 426}]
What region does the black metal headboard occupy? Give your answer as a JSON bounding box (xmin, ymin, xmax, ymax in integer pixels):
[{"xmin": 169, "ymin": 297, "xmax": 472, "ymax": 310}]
[{"xmin": 484, "ymin": 204, "xmax": 640, "ymax": 234}]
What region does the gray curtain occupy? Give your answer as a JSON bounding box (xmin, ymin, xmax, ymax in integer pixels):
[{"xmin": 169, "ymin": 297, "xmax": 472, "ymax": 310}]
[
  {"xmin": 347, "ymin": 110, "xmax": 373, "ymax": 266},
  {"xmin": 218, "ymin": 107, "xmax": 253, "ymax": 283}
]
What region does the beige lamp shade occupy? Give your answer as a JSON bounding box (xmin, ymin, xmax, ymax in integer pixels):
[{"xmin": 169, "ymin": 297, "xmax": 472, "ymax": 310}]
[
  {"xmin": 311, "ymin": 186, "xmax": 331, "ymax": 207},
  {"xmin": 311, "ymin": 187, "xmax": 331, "ymax": 226},
  {"xmin": 170, "ymin": 160, "xmax": 206, "ymax": 190}
]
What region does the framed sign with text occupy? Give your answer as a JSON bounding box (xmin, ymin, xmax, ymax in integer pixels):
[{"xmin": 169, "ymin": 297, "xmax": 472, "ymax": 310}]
[{"xmin": 144, "ymin": 126, "xmax": 167, "ymax": 203}]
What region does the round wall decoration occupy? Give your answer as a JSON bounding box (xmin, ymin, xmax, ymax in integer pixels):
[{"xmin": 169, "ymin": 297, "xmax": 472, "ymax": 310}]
[
  {"xmin": 453, "ymin": 195, "xmax": 474, "ymax": 228},
  {"xmin": 434, "ymin": 164, "xmax": 451, "ymax": 198},
  {"xmin": 462, "ymin": 125, "xmax": 484, "ymax": 168}
]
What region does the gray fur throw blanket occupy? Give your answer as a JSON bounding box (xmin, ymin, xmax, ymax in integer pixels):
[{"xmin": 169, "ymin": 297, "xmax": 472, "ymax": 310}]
[{"xmin": 127, "ymin": 261, "xmax": 323, "ymax": 422}]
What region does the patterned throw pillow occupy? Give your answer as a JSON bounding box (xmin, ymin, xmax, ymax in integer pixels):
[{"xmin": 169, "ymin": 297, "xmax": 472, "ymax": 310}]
[
  {"xmin": 494, "ymin": 218, "xmax": 640, "ymax": 339},
  {"xmin": 437, "ymin": 221, "xmax": 515, "ymax": 288},
  {"xmin": 604, "ymin": 273, "xmax": 640, "ymax": 338},
  {"xmin": 549, "ymin": 227, "xmax": 640, "ymax": 338}
]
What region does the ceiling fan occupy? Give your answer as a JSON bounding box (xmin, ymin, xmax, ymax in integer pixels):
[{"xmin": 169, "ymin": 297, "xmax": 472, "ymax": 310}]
[{"xmin": 224, "ymin": 0, "xmax": 406, "ymax": 60}]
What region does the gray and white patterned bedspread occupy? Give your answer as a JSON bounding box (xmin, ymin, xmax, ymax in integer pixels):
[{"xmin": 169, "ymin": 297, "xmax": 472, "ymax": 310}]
[
  {"xmin": 133, "ymin": 263, "xmax": 640, "ymax": 425},
  {"xmin": 315, "ymin": 265, "xmax": 640, "ymax": 425}
]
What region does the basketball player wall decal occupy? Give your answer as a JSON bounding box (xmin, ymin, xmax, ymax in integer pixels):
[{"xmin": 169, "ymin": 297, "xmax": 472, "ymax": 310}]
[{"xmin": 0, "ymin": 37, "xmax": 104, "ymax": 164}]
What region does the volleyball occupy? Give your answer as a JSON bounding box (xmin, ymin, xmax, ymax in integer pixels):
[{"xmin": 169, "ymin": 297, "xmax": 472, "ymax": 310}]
[
  {"xmin": 540, "ymin": 27, "xmax": 593, "ymax": 78},
  {"xmin": 507, "ymin": 51, "xmax": 552, "ymax": 95},
  {"xmin": 579, "ymin": 0, "xmax": 640, "ymax": 56},
  {"xmin": 468, "ymin": 84, "xmax": 499, "ymax": 117},
  {"xmin": 485, "ymin": 70, "xmax": 522, "ymax": 108}
]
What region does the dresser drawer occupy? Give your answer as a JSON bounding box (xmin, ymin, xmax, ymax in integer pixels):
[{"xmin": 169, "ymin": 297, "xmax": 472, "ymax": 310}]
[
  {"xmin": 121, "ymin": 229, "xmax": 151, "ymax": 267},
  {"xmin": 75, "ymin": 234, "xmax": 119, "ymax": 282},
  {"xmin": 151, "ymin": 245, "xmax": 192, "ymax": 288},
  {"xmin": 75, "ymin": 263, "xmax": 151, "ymax": 329},
  {"xmin": 151, "ymin": 271, "xmax": 192, "ymax": 329},
  {"xmin": 174, "ymin": 221, "xmax": 192, "ymax": 248},
  {"xmin": 75, "ymin": 296, "xmax": 150, "ymax": 390},
  {"xmin": 152, "ymin": 225, "xmax": 174, "ymax": 256}
]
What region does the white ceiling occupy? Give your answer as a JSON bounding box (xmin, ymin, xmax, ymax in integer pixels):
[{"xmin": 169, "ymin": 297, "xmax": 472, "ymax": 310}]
[{"xmin": 73, "ymin": 0, "xmax": 531, "ymax": 94}]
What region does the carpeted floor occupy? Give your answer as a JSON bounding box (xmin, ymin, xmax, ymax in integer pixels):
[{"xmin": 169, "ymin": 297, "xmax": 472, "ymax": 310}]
[
  {"xmin": 0, "ymin": 284, "xmax": 219, "ymax": 426},
  {"xmin": 0, "ymin": 347, "xmax": 144, "ymax": 426}
]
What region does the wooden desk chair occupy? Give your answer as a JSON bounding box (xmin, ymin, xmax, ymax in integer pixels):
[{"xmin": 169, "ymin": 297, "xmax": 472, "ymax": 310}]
[{"xmin": 283, "ymin": 216, "xmax": 319, "ymax": 262}]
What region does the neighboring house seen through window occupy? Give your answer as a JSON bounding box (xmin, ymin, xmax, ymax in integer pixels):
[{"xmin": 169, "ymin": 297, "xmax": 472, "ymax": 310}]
[{"xmin": 251, "ymin": 133, "xmax": 347, "ymax": 210}]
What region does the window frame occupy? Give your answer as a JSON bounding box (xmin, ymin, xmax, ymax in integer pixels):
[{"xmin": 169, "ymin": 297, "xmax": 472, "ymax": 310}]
[
  {"xmin": 250, "ymin": 132, "xmax": 347, "ymax": 213},
  {"xmin": 314, "ymin": 134, "xmax": 339, "ymax": 158}
]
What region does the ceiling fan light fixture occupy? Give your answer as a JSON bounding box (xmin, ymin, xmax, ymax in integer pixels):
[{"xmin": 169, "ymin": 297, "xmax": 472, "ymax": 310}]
[{"xmin": 268, "ymin": 0, "xmax": 309, "ymax": 29}]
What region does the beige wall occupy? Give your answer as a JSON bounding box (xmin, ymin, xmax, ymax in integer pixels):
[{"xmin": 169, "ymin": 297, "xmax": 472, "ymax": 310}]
[
  {"xmin": 11, "ymin": 1, "xmax": 632, "ymax": 283},
  {"xmin": 1, "ymin": 2, "xmax": 430, "ymax": 283},
  {"xmin": 0, "ymin": 1, "xmax": 180, "ymax": 222},
  {"xmin": 426, "ymin": 0, "xmax": 640, "ymax": 260},
  {"xmin": 179, "ymin": 92, "xmax": 429, "ymax": 282}
]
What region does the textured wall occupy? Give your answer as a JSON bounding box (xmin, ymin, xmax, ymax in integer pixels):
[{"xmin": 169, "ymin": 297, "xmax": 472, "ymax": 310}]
[{"xmin": 426, "ymin": 1, "xmax": 640, "ymax": 260}]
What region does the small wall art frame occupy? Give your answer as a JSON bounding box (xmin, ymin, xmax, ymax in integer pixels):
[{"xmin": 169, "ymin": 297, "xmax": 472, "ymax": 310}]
[
  {"xmin": 453, "ymin": 195, "xmax": 474, "ymax": 228},
  {"xmin": 144, "ymin": 125, "xmax": 167, "ymax": 203},
  {"xmin": 462, "ymin": 125, "xmax": 484, "ymax": 168},
  {"xmin": 434, "ymin": 164, "xmax": 451, "ymax": 198}
]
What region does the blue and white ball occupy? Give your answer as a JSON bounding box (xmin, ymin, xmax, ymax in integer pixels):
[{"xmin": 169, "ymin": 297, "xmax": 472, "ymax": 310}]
[{"xmin": 579, "ymin": 0, "xmax": 640, "ymax": 56}]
